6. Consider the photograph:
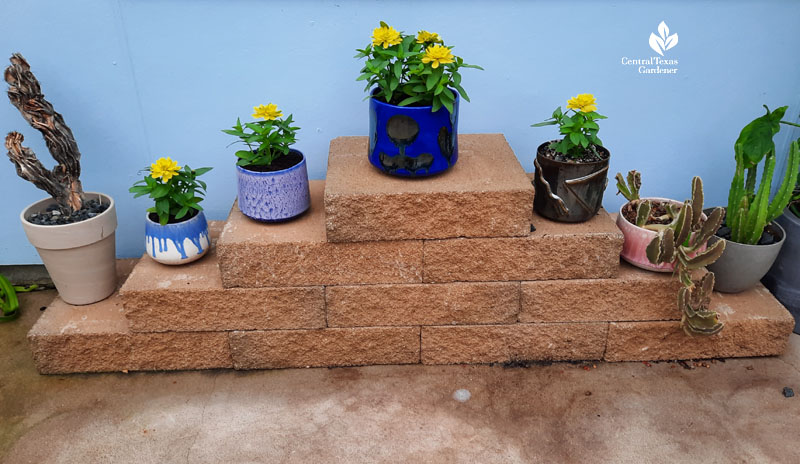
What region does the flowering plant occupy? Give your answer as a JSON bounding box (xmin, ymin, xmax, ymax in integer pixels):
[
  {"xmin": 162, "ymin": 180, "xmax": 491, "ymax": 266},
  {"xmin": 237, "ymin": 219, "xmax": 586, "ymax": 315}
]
[
  {"xmin": 222, "ymin": 103, "xmax": 300, "ymax": 167},
  {"xmin": 532, "ymin": 93, "xmax": 608, "ymax": 159},
  {"xmin": 129, "ymin": 157, "xmax": 212, "ymax": 225},
  {"xmin": 355, "ymin": 21, "xmax": 482, "ymax": 113}
]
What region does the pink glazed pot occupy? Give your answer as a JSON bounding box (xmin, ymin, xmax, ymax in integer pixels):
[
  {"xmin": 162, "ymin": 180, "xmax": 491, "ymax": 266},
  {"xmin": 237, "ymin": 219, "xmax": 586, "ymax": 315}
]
[{"xmin": 616, "ymin": 198, "xmax": 706, "ymax": 273}]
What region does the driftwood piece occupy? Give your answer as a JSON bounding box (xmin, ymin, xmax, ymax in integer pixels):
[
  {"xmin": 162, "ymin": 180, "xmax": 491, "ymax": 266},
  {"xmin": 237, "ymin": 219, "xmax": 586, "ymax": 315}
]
[{"xmin": 4, "ymin": 53, "xmax": 83, "ymax": 212}]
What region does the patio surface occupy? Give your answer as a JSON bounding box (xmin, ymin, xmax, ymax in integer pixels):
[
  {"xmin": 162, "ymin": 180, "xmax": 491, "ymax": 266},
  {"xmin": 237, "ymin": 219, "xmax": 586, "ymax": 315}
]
[{"xmin": 2, "ymin": 290, "xmax": 799, "ymax": 463}]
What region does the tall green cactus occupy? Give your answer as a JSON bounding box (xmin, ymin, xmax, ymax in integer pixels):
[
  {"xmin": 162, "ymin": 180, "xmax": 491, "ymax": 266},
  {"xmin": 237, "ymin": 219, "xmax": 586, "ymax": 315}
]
[
  {"xmin": 646, "ymin": 177, "xmax": 727, "ymax": 336},
  {"xmin": 727, "ymin": 105, "xmax": 800, "ymax": 244}
]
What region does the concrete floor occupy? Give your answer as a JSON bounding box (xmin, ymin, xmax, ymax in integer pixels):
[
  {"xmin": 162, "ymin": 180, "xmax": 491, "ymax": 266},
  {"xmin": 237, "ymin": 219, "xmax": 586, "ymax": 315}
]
[{"xmin": 2, "ymin": 291, "xmax": 799, "ymax": 464}]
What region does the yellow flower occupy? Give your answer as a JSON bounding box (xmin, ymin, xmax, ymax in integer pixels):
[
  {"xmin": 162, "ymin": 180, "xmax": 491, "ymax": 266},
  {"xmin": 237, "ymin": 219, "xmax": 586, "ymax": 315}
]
[
  {"xmin": 372, "ymin": 24, "xmax": 402, "ymax": 48},
  {"xmin": 566, "ymin": 93, "xmax": 597, "ymax": 113},
  {"xmin": 151, "ymin": 157, "xmax": 181, "ymax": 182},
  {"xmin": 252, "ymin": 103, "xmax": 282, "ymax": 120},
  {"xmin": 416, "ymin": 30, "xmax": 443, "ymax": 44},
  {"xmin": 421, "ymin": 45, "xmax": 455, "ymax": 69}
]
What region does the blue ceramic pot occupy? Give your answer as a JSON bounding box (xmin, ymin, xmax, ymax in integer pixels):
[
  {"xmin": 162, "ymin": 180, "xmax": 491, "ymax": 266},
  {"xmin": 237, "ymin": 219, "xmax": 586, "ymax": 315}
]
[
  {"xmin": 236, "ymin": 149, "xmax": 311, "ymax": 222},
  {"xmin": 145, "ymin": 211, "xmax": 210, "ymax": 265},
  {"xmin": 369, "ymin": 89, "xmax": 459, "ymax": 177}
]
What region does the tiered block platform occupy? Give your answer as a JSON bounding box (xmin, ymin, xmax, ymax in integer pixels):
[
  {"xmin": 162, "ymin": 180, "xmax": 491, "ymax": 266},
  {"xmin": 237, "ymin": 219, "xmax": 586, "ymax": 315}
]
[{"xmin": 27, "ymin": 134, "xmax": 795, "ymax": 374}]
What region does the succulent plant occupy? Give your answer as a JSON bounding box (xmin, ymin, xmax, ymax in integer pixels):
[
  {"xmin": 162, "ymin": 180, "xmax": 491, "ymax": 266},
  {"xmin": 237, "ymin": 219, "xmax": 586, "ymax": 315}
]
[
  {"xmin": 645, "ymin": 176, "xmax": 727, "ymax": 336},
  {"xmin": 615, "ymin": 170, "xmax": 675, "ymax": 230},
  {"xmin": 727, "ymin": 106, "xmax": 800, "ymax": 244}
]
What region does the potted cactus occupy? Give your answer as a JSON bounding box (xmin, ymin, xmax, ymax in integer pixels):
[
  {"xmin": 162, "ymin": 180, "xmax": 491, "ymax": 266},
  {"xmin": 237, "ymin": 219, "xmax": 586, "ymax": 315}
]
[
  {"xmin": 129, "ymin": 157, "xmax": 212, "ymax": 265},
  {"xmin": 614, "ymin": 170, "xmax": 708, "ymax": 272},
  {"xmin": 222, "ymin": 104, "xmax": 310, "ymax": 222},
  {"xmin": 531, "ymin": 94, "xmax": 610, "ymax": 222},
  {"xmin": 644, "ymin": 176, "xmax": 727, "ymax": 335},
  {"xmin": 707, "ymin": 106, "xmax": 800, "ymax": 293},
  {"xmin": 4, "ymin": 54, "xmax": 118, "ymax": 305},
  {"xmin": 355, "ymin": 22, "xmax": 482, "ymax": 177},
  {"xmin": 763, "ymin": 181, "xmax": 800, "ymax": 333}
]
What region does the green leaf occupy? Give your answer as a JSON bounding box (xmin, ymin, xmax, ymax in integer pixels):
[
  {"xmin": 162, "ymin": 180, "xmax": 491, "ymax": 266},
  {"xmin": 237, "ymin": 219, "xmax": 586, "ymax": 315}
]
[
  {"xmin": 454, "ymin": 84, "xmax": 469, "ymax": 102},
  {"xmin": 735, "ymin": 105, "xmax": 788, "ymax": 168},
  {"xmin": 156, "ymin": 199, "xmax": 169, "ymax": 217},
  {"xmin": 151, "ymin": 184, "xmax": 170, "ymax": 199},
  {"xmin": 431, "ymin": 97, "xmax": 442, "ymax": 113},
  {"xmin": 393, "ymin": 60, "xmax": 402, "ymax": 79},
  {"xmin": 398, "ymin": 95, "xmax": 425, "ymax": 106},
  {"xmin": 426, "ymin": 72, "xmax": 438, "ymax": 91},
  {"xmin": 442, "ymin": 97, "xmax": 454, "ymax": 114}
]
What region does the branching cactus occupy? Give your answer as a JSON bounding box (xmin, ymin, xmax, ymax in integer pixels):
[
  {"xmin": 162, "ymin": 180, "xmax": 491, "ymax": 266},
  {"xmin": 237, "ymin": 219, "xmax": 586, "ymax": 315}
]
[
  {"xmin": 4, "ymin": 53, "xmax": 84, "ymax": 213},
  {"xmin": 727, "ymin": 105, "xmax": 800, "ymax": 244},
  {"xmin": 645, "ymin": 177, "xmax": 727, "ymax": 335},
  {"xmin": 616, "ymin": 170, "xmax": 652, "ymax": 227}
]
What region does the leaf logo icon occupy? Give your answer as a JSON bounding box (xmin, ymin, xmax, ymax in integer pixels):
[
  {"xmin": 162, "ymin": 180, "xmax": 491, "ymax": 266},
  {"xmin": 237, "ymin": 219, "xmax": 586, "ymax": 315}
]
[{"xmin": 649, "ymin": 21, "xmax": 679, "ymax": 56}]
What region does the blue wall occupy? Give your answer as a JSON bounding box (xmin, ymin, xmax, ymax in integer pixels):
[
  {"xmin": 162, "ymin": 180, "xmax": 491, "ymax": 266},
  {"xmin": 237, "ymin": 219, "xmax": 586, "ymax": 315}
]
[{"xmin": 2, "ymin": 0, "xmax": 799, "ymax": 263}]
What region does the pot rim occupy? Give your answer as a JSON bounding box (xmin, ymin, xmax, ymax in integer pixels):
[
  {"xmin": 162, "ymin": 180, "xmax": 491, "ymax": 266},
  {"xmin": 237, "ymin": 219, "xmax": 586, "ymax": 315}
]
[
  {"xmin": 714, "ymin": 220, "xmax": 786, "ymax": 249},
  {"xmin": 536, "ymin": 140, "xmax": 610, "ymax": 167},
  {"xmin": 19, "ymin": 191, "xmax": 115, "ymax": 230},
  {"xmin": 236, "ymin": 149, "xmax": 306, "ymax": 177},
  {"xmin": 781, "ymin": 206, "xmax": 800, "ymax": 226},
  {"xmin": 145, "ymin": 209, "xmax": 206, "ymax": 228},
  {"xmin": 618, "ymin": 197, "xmax": 685, "ymax": 232},
  {"xmin": 369, "ymin": 87, "xmax": 460, "ymax": 111}
]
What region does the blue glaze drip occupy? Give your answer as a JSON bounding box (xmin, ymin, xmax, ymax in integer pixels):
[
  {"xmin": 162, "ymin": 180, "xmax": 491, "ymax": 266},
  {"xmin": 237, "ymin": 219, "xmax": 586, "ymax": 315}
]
[{"xmin": 144, "ymin": 212, "xmax": 209, "ymax": 261}]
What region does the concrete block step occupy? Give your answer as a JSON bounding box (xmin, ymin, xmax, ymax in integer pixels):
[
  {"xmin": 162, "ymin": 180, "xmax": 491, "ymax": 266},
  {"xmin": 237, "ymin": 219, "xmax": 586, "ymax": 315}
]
[
  {"xmin": 27, "ymin": 261, "xmax": 233, "ymax": 374},
  {"xmin": 29, "ymin": 260, "xmax": 794, "ymax": 373},
  {"xmin": 218, "ymin": 180, "xmax": 622, "ymax": 288},
  {"xmin": 120, "ymin": 222, "xmax": 326, "ymax": 333},
  {"xmin": 422, "ymin": 208, "xmax": 623, "ymax": 283},
  {"xmin": 217, "ymin": 181, "xmax": 424, "ymax": 288},
  {"xmin": 323, "ymin": 134, "xmax": 535, "ymax": 242}
]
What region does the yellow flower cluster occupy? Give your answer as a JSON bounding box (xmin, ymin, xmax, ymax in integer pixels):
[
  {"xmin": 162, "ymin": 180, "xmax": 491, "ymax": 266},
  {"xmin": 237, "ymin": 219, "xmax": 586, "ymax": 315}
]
[
  {"xmin": 421, "ymin": 44, "xmax": 454, "ymax": 69},
  {"xmin": 252, "ymin": 103, "xmax": 282, "ymax": 120},
  {"xmin": 416, "ymin": 30, "xmax": 443, "ymax": 44},
  {"xmin": 566, "ymin": 94, "xmax": 597, "ymax": 113},
  {"xmin": 372, "ymin": 24, "xmax": 402, "ymax": 48},
  {"xmin": 151, "ymin": 157, "xmax": 181, "ymax": 182}
]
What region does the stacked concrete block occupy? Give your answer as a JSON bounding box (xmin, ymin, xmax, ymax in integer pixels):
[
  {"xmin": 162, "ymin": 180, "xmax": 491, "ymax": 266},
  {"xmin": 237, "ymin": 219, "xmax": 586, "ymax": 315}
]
[{"xmin": 28, "ymin": 135, "xmax": 795, "ymax": 373}]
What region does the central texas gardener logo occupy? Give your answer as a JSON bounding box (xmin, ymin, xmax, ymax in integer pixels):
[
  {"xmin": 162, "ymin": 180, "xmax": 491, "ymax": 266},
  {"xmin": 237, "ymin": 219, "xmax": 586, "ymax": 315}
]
[{"xmin": 649, "ymin": 21, "xmax": 678, "ymax": 56}]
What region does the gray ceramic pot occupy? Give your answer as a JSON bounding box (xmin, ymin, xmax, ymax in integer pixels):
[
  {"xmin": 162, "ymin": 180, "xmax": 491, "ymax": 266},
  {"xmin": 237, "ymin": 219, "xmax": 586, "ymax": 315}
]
[
  {"xmin": 762, "ymin": 208, "xmax": 800, "ymax": 333},
  {"xmin": 707, "ymin": 221, "xmax": 785, "ymax": 294}
]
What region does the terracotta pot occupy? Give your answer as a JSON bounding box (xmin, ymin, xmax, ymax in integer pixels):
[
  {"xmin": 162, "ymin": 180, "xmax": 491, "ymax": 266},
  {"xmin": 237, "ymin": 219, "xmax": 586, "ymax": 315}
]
[
  {"xmin": 533, "ymin": 141, "xmax": 610, "ymax": 223},
  {"xmin": 616, "ymin": 197, "xmax": 707, "ymax": 272},
  {"xmin": 20, "ymin": 192, "xmax": 117, "ymax": 305}
]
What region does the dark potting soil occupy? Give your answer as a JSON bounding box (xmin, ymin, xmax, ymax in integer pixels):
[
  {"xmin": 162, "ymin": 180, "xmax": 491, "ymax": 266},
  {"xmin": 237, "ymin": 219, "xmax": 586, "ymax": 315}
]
[
  {"xmin": 241, "ymin": 151, "xmax": 303, "ymax": 173},
  {"xmin": 621, "ymin": 200, "xmax": 674, "ymax": 227},
  {"xmin": 540, "ymin": 141, "xmax": 609, "ymax": 164},
  {"xmin": 148, "ymin": 209, "xmax": 198, "ymax": 225},
  {"xmin": 715, "ymin": 222, "xmax": 782, "ymax": 246},
  {"xmin": 26, "ymin": 199, "xmax": 108, "ymax": 226}
]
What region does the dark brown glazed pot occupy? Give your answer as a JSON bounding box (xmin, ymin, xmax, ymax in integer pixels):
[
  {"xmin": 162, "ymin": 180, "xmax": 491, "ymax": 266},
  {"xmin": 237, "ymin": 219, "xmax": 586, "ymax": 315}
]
[{"xmin": 533, "ymin": 141, "xmax": 610, "ymax": 223}]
